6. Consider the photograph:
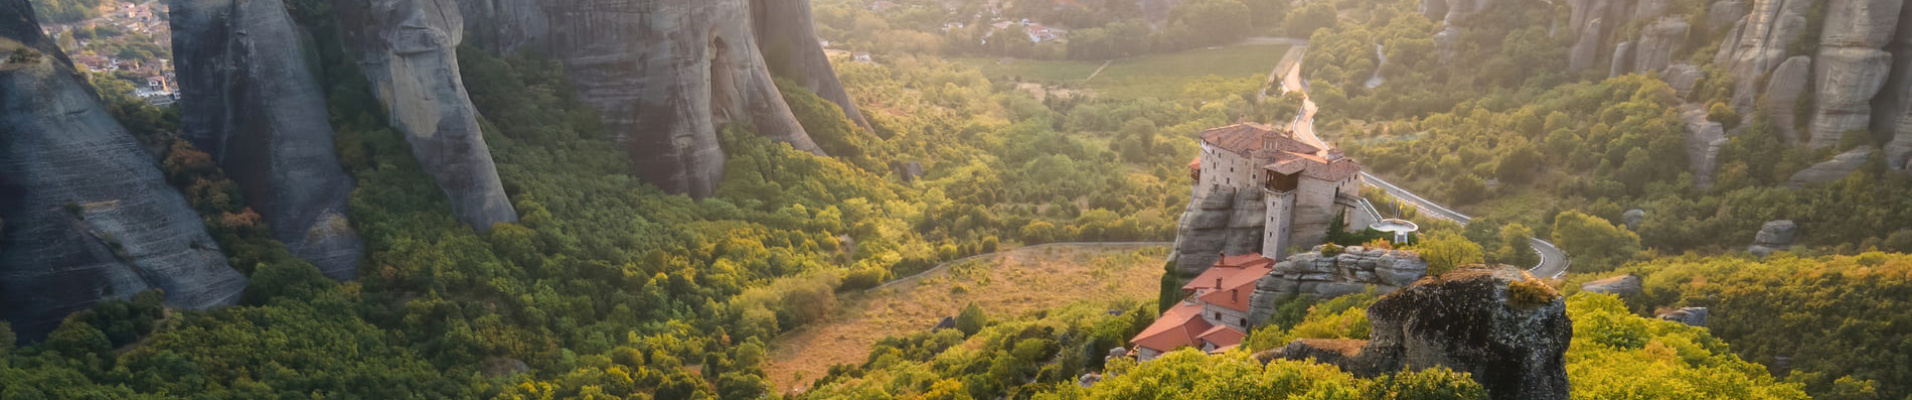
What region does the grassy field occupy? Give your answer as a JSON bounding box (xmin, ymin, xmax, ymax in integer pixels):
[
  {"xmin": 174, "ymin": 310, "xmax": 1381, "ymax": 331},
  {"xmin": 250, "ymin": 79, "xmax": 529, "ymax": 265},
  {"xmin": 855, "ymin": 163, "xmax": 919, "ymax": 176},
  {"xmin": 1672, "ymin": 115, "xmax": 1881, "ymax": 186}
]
[
  {"xmin": 764, "ymin": 244, "xmax": 1170, "ymax": 392},
  {"xmin": 955, "ymin": 43, "xmax": 1293, "ymax": 98}
]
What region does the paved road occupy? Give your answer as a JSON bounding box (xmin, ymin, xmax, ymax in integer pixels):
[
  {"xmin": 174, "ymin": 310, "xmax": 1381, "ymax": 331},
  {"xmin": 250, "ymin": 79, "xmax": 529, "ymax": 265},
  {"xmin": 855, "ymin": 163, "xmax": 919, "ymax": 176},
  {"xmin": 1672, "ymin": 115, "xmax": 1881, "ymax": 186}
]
[{"xmin": 1359, "ymin": 172, "xmax": 1572, "ymax": 278}]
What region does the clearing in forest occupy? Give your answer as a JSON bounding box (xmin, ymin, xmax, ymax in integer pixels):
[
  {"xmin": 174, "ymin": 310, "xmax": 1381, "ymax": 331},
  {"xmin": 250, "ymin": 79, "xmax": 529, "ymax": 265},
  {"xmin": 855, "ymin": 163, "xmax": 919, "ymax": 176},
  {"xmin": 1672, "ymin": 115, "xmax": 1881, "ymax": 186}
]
[
  {"xmin": 766, "ymin": 244, "xmax": 1170, "ymax": 392},
  {"xmin": 955, "ymin": 43, "xmax": 1292, "ymax": 98}
]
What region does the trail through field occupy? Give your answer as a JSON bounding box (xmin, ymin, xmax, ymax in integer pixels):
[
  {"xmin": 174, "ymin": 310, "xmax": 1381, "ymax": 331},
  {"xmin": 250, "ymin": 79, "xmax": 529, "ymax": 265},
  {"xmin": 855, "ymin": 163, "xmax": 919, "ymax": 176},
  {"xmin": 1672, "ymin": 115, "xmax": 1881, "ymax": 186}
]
[{"xmin": 765, "ymin": 243, "xmax": 1170, "ymax": 393}]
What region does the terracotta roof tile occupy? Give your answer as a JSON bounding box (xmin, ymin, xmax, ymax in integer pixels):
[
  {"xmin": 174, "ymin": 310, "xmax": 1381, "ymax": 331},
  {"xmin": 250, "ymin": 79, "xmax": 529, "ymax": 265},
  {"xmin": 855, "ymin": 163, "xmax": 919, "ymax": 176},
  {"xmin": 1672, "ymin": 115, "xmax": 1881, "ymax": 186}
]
[{"xmin": 1130, "ymin": 303, "xmax": 1211, "ymax": 353}]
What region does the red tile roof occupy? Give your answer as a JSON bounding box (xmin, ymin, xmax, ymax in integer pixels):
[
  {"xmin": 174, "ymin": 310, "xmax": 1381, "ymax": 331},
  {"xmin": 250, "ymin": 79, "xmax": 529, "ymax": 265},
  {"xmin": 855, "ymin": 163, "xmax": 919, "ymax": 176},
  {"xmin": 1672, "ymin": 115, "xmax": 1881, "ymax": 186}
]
[
  {"xmin": 1198, "ymin": 276, "xmax": 1261, "ymax": 312},
  {"xmin": 1196, "ymin": 324, "xmax": 1247, "ymax": 348},
  {"xmin": 1130, "ymin": 302, "xmax": 1211, "ymax": 353},
  {"xmin": 1201, "ymin": 123, "xmax": 1362, "ymax": 182},
  {"xmin": 1183, "ymin": 254, "xmax": 1274, "ymax": 293}
]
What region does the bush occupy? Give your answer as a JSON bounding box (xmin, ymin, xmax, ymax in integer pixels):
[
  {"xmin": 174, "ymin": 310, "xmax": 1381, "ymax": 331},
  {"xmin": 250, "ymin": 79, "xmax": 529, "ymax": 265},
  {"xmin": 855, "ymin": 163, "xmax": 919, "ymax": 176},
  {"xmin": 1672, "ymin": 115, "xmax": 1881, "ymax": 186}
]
[
  {"xmin": 1413, "ymin": 232, "xmax": 1483, "ymax": 276},
  {"xmin": 955, "ymin": 303, "xmax": 987, "ymax": 337}
]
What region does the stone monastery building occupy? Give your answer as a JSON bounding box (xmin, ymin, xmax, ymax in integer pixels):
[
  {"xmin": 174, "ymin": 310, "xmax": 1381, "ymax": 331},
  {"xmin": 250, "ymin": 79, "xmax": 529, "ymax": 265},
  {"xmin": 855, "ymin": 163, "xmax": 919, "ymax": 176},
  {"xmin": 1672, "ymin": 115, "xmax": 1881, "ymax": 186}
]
[
  {"xmin": 1190, "ymin": 123, "xmax": 1367, "ymax": 260},
  {"xmin": 1133, "ymin": 123, "xmax": 1378, "ymax": 361}
]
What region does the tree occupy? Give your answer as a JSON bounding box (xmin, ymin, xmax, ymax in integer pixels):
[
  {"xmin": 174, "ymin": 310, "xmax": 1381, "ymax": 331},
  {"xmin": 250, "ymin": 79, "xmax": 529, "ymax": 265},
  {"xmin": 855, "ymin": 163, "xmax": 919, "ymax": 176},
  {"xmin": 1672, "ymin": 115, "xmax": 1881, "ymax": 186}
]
[
  {"xmin": 1414, "ymin": 231, "xmax": 1483, "ymax": 276},
  {"xmin": 1493, "ymin": 224, "xmax": 1539, "ymax": 267},
  {"xmin": 1284, "ymin": 3, "xmax": 1338, "ymax": 37},
  {"xmin": 956, "ymin": 303, "xmax": 988, "ymax": 337},
  {"xmin": 1550, "ymin": 211, "xmax": 1640, "ymax": 272}
]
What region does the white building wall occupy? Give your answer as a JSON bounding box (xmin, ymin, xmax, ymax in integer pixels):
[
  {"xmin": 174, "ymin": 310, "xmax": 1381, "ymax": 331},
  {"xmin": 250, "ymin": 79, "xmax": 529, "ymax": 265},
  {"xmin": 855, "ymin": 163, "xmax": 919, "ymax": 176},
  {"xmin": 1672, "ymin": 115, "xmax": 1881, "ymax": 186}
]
[{"xmin": 1202, "ymin": 301, "xmax": 1254, "ymax": 331}]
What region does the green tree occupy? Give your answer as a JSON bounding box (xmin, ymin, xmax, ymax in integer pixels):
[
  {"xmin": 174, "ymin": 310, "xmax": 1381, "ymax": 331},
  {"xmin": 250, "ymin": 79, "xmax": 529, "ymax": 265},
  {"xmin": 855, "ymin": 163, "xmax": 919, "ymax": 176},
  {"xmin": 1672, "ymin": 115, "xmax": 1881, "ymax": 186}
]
[
  {"xmin": 1550, "ymin": 211, "xmax": 1640, "ymax": 272},
  {"xmin": 956, "ymin": 303, "xmax": 988, "ymax": 337},
  {"xmin": 1492, "ymin": 223, "xmax": 1539, "ymax": 267},
  {"xmin": 1414, "ymin": 231, "xmax": 1483, "ymax": 276}
]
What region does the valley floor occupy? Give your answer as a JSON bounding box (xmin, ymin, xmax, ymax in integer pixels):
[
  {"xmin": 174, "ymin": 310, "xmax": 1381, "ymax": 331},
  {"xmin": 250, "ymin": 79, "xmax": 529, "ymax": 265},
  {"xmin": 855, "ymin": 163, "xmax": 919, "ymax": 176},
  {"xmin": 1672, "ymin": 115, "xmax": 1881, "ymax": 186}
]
[{"xmin": 765, "ymin": 243, "xmax": 1169, "ymax": 392}]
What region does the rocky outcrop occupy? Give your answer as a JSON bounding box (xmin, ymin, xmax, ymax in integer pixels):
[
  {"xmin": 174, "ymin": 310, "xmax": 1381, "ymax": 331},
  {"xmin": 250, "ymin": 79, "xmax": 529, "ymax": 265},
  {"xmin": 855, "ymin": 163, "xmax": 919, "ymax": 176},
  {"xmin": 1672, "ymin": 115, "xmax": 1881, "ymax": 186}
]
[
  {"xmin": 170, "ymin": 0, "xmax": 363, "ymax": 279},
  {"xmin": 1662, "ymin": 63, "xmax": 1702, "ymax": 97},
  {"xmin": 751, "ymin": 0, "xmax": 870, "ymax": 130},
  {"xmin": 1707, "ymin": 0, "xmax": 1746, "ymax": 29},
  {"xmin": 1763, "ymin": 56, "xmax": 1813, "ymax": 143},
  {"xmin": 1261, "ymin": 266, "xmax": 1572, "ymax": 400},
  {"xmin": 1656, "ymin": 307, "xmax": 1708, "ymax": 326},
  {"xmin": 1680, "ymin": 103, "xmax": 1729, "ymax": 187},
  {"xmin": 1808, "ymin": 0, "xmax": 1899, "ymax": 148},
  {"xmin": 1608, "ymin": 41, "xmax": 1634, "ymax": 77},
  {"xmin": 334, "ymin": 0, "xmax": 519, "ymax": 231},
  {"xmin": 1569, "ymin": 18, "xmax": 1605, "ymax": 72},
  {"xmin": 1622, "ymin": 209, "xmax": 1646, "ymax": 230},
  {"xmin": 534, "ymin": 0, "xmax": 825, "ymax": 198},
  {"xmin": 1249, "ymin": 247, "xmax": 1429, "ymax": 322},
  {"xmin": 1169, "ymin": 186, "xmax": 1265, "ymax": 276},
  {"xmin": 453, "ymin": 0, "xmax": 545, "ymax": 55},
  {"xmin": 1579, "ymin": 274, "xmax": 1643, "ymax": 295},
  {"xmin": 1717, "ymin": 0, "xmax": 1816, "ymax": 111},
  {"xmin": 1788, "ymin": 146, "xmax": 1874, "ymax": 187},
  {"xmin": 1749, "ymin": 219, "xmax": 1799, "ymax": 255},
  {"xmin": 0, "ymin": 3, "xmax": 244, "ymax": 342},
  {"xmin": 1876, "ymin": 4, "xmax": 1912, "ymax": 170},
  {"xmin": 1633, "ymin": 18, "xmax": 1689, "ymax": 74}
]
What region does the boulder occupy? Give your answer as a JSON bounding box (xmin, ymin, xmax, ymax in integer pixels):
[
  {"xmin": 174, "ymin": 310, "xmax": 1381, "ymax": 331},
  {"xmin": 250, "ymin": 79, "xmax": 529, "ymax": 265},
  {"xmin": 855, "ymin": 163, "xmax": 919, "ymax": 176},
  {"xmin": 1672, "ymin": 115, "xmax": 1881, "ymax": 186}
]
[
  {"xmin": 1763, "ymin": 56, "xmax": 1813, "ymax": 143},
  {"xmin": 1622, "ymin": 209, "xmax": 1646, "ymax": 231},
  {"xmin": 0, "ymin": 3, "xmax": 245, "ymax": 342},
  {"xmin": 1170, "ymin": 186, "xmax": 1266, "ymax": 276},
  {"xmin": 1633, "ymin": 18, "xmax": 1689, "ymax": 74},
  {"xmin": 1656, "ymin": 307, "xmax": 1709, "ymax": 326},
  {"xmin": 1788, "ymin": 146, "xmax": 1874, "ymax": 187},
  {"xmin": 1579, "ymin": 274, "xmax": 1642, "ymax": 295},
  {"xmin": 333, "ymin": 0, "xmax": 519, "ymax": 231},
  {"xmin": 170, "ymin": 0, "xmax": 363, "ymax": 279},
  {"xmin": 1260, "ymin": 266, "xmax": 1571, "ymax": 400},
  {"xmin": 1749, "ymin": 219, "xmax": 1799, "ymax": 255}
]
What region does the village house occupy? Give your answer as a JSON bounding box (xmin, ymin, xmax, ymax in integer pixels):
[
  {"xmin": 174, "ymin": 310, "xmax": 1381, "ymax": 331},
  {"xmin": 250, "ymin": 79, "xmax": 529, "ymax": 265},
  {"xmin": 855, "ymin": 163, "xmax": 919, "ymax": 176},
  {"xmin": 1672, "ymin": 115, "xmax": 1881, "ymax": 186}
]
[{"xmin": 1128, "ymin": 254, "xmax": 1272, "ymax": 361}]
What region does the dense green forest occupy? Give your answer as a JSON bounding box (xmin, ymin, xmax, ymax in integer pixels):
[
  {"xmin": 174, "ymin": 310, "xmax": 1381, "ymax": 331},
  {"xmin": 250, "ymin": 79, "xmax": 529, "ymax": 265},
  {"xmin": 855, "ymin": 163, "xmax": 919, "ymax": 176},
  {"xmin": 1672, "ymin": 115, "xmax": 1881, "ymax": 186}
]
[
  {"xmin": 797, "ymin": 291, "xmax": 1806, "ymax": 400},
  {"xmin": 28, "ymin": 0, "xmax": 98, "ymax": 24},
  {"xmin": 814, "ymin": 0, "xmax": 1306, "ymax": 60}
]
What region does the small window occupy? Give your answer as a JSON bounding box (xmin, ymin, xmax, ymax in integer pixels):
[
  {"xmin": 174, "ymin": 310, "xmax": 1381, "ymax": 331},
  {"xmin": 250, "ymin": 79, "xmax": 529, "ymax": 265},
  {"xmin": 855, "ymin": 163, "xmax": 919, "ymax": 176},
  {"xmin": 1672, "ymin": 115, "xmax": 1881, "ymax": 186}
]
[
  {"xmin": 1214, "ymin": 312, "xmax": 1221, "ymax": 319},
  {"xmin": 1240, "ymin": 318, "xmax": 1247, "ymax": 326}
]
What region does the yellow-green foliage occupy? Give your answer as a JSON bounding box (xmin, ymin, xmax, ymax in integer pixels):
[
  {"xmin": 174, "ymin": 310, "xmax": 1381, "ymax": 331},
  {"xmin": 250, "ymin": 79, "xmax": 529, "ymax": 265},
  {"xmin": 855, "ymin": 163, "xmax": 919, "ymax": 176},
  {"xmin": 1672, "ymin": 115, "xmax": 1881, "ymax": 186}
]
[
  {"xmin": 1413, "ymin": 231, "xmax": 1484, "ymax": 276},
  {"xmin": 1506, "ymin": 278, "xmax": 1559, "ymax": 309},
  {"xmin": 1567, "ymin": 253, "xmax": 1912, "ymax": 399},
  {"xmin": 1564, "ymin": 293, "xmax": 1809, "ymax": 400}
]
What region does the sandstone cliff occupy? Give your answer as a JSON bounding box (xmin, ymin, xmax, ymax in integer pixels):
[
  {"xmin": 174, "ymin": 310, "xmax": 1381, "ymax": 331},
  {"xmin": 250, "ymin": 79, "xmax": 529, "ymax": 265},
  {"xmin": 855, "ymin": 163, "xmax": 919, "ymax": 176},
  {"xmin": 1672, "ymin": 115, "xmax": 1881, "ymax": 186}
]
[
  {"xmin": 334, "ymin": 0, "xmax": 519, "ymax": 230},
  {"xmin": 1261, "ymin": 265, "xmax": 1571, "ymax": 400},
  {"xmin": 0, "ymin": 2, "xmax": 244, "ymax": 342},
  {"xmin": 1168, "ymin": 186, "xmax": 1265, "ymax": 276},
  {"xmin": 171, "ymin": 0, "xmax": 364, "ymax": 279}
]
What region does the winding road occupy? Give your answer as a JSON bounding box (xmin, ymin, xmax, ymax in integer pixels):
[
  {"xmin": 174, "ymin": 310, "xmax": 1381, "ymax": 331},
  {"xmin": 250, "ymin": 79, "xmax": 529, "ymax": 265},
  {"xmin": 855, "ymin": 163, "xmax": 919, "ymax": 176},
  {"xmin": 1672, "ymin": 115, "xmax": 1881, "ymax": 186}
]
[
  {"xmin": 1265, "ymin": 45, "xmax": 1572, "ymax": 278},
  {"xmin": 1360, "ymin": 172, "xmax": 1572, "ymax": 278}
]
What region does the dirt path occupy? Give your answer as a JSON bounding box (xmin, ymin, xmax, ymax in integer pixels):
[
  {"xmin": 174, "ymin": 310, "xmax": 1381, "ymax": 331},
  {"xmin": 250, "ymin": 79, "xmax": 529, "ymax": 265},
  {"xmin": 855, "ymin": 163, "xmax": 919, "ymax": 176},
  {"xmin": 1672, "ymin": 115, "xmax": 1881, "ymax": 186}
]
[{"xmin": 766, "ymin": 242, "xmax": 1171, "ymax": 393}]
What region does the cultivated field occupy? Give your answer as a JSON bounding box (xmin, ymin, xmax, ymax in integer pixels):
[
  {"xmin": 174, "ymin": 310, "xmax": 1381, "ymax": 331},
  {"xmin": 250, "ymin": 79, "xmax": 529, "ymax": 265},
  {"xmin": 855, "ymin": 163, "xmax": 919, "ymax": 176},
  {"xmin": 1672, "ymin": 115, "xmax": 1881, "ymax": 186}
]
[{"xmin": 765, "ymin": 244, "xmax": 1170, "ymax": 392}]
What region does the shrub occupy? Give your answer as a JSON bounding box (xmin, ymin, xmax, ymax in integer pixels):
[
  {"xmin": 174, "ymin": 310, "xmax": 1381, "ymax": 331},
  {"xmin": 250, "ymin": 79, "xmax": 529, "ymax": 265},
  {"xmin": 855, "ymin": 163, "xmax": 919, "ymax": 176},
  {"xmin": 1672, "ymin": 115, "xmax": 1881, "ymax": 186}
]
[{"xmin": 1506, "ymin": 278, "xmax": 1559, "ymax": 309}]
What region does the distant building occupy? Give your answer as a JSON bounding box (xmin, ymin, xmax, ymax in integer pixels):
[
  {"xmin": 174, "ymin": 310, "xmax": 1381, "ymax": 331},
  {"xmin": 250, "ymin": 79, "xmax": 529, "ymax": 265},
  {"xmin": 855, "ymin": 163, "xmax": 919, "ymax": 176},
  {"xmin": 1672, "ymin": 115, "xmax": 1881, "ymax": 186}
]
[
  {"xmin": 853, "ymin": 52, "xmax": 873, "ymax": 63},
  {"xmin": 1129, "ymin": 254, "xmax": 1273, "ymax": 361}
]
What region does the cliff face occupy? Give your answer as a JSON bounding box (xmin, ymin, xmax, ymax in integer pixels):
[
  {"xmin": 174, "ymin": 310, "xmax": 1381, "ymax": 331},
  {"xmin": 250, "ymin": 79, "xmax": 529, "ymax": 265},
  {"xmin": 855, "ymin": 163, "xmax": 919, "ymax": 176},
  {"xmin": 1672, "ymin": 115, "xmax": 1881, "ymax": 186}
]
[
  {"xmin": 1247, "ymin": 246, "xmax": 1429, "ymax": 324},
  {"xmin": 455, "ymin": 0, "xmax": 857, "ymax": 197},
  {"xmin": 333, "ymin": 0, "xmax": 519, "ymax": 230},
  {"xmin": 171, "ymin": 0, "xmax": 363, "ymax": 279},
  {"xmin": 1806, "ymin": 0, "xmax": 1902, "ymax": 148},
  {"xmin": 752, "ymin": 0, "xmax": 871, "ymax": 131},
  {"xmin": 1261, "ymin": 266, "xmax": 1572, "ymax": 400},
  {"xmin": 1168, "ymin": 186, "xmax": 1265, "ymax": 276},
  {"xmin": 0, "ymin": 2, "xmax": 244, "ymax": 342}
]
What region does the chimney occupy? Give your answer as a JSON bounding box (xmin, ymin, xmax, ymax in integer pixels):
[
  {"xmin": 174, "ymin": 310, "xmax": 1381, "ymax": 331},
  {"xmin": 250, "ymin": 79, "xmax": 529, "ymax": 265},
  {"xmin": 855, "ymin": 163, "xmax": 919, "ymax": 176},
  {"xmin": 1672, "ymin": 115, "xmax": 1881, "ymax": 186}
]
[
  {"xmin": 1215, "ymin": 278, "xmax": 1223, "ymax": 289},
  {"xmin": 1231, "ymin": 289, "xmax": 1238, "ymax": 303}
]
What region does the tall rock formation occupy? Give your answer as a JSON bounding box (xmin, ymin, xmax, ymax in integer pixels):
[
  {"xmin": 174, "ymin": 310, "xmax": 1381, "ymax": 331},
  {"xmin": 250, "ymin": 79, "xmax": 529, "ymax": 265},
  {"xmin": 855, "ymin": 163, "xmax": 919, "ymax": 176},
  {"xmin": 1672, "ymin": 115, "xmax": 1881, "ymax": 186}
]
[
  {"xmin": 453, "ymin": 0, "xmax": 856, "ymax": 198},
  {"xmin": 333, "ymin": 0, "xmax": 519, "ymax": 230},
  {"xmin": 171, "ymin": 0, "xmax": 364, "ymax": 279},
  {"xmin": 1632, "ymin": 18, "xmax": 1689, "ymax": 74},
  {"xmin": 0, "ymin": 2, "xmax": 244, "ymax": 342},
  {"xmin": 1169, "ymin": 187, "xmax": 1266, "ymax": 276},
  {"xmin": 538, "ymin": 0, "xmax": 823, "ymax": 197},
  {"xmin": 1806, "ymin": 0, "xmax": 1902, "ymax": 148},
  {"xmin": 1260, "ymin": 265, "xmax": 1572, "ymax": 400},
  {"xmin": 1681, "ymin": 104, "xmax": 1728, "ymax": 187},
  {"xmin": 1569, "ymin": 18, "xmax": 1605, "ymax": 72},
  {"xmin": 1716, "ymin": 0, "xmax": 1817, "ymax": 112},
  {"xmin": 1764, "ymin": 56, "xmax": 1814, "ymax": 143},
  {"xmin": 752, "ymin": 0, "xmax": 871, "ymax": 131}
]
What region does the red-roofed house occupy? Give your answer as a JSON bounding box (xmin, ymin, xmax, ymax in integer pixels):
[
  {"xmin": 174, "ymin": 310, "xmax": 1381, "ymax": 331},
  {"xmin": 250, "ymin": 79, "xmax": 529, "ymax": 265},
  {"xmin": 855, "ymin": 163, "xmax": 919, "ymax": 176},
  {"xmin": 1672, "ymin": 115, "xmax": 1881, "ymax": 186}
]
[
  {"xmin": 1189, "ymin": 123, "xmax": 1369, "ymax": 260},
  {"xmin": 1131, "ymin": 254, "xmax": 1276, "ymax": 360}
]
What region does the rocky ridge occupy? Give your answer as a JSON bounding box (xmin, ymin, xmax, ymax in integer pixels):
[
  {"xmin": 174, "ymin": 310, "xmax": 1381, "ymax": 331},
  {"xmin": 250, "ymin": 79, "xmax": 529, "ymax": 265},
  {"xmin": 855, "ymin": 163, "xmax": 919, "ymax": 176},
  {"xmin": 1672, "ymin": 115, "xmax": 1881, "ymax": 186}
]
[
  {"xmin": 1168, "ymin": 186, "xmax": 1266, "ymax": 276},
  {"xmin": 1247, "ymin": 246, "xmax": 1429, "ymax": 325},
  {"xmin": 0, "ymin": 1, "xmax": 244, "ymax": 342},
  {"xmin": 170, "ymin": 0, "xmax": 363, "ymax": 279}
]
